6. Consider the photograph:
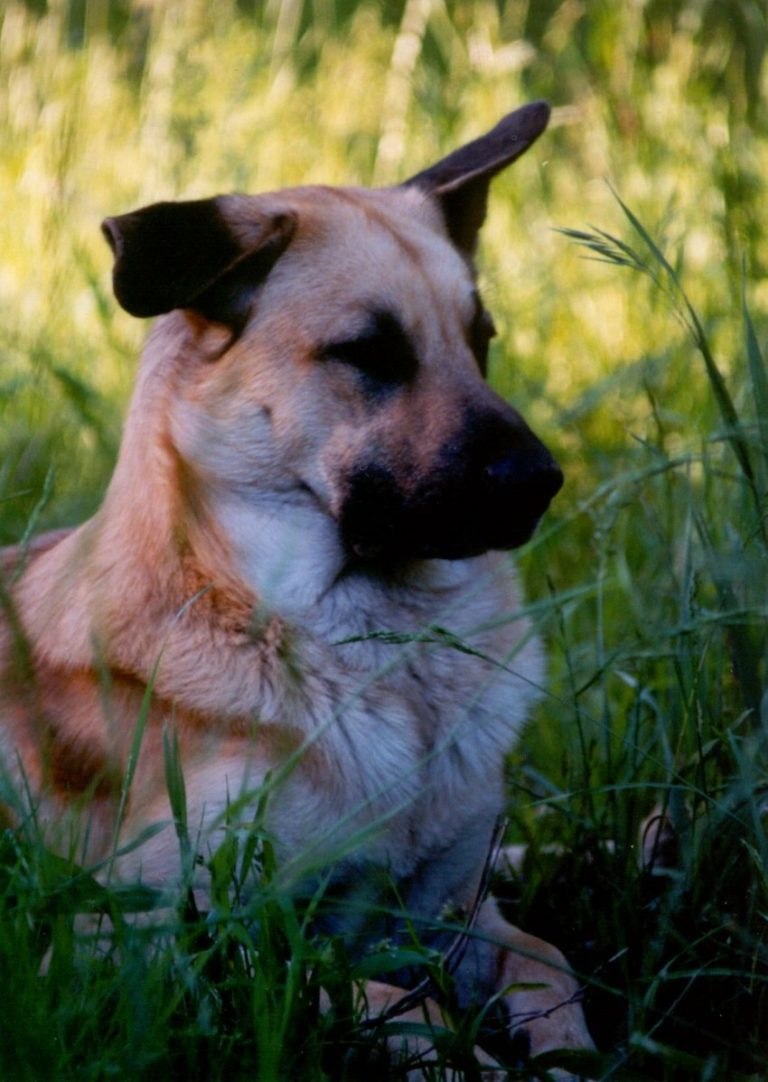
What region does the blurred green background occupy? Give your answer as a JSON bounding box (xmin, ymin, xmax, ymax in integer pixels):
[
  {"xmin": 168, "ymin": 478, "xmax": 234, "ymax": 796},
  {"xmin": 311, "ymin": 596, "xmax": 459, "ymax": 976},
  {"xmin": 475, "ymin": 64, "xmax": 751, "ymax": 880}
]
[{"xmin": 1, "ymin": 1, "xmax": 767, "ymax": 1077}]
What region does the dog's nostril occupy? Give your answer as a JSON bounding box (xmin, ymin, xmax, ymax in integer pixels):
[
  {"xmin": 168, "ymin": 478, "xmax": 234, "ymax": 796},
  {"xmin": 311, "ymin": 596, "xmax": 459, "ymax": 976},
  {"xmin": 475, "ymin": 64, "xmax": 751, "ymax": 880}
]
[
  {"xmin": 484, "ymin": 454, "xmax": 563, "ymax": 501},
  {"xmin": 482, "ymin": 452, "xmax": 564, "ymax": 535}
]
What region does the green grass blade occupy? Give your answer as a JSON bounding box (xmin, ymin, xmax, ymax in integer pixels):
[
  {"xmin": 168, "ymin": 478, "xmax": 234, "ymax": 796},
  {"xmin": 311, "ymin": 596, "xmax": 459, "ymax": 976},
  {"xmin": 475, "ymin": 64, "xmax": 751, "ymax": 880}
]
[
  {"xmin": 163, "ymin": 720, "xmax": 192, "ymax": 878},
  {"xmin": 744, "ymin": 285, "xmax": 768, "ymax": 486}
]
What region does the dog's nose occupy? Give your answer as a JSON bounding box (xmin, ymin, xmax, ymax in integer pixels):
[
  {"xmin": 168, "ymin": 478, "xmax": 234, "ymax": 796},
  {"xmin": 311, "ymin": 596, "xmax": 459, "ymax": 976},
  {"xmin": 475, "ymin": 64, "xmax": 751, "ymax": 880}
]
[{"xmin": 484, "ymin": 448, "xmax": 564, "ymax": 521}]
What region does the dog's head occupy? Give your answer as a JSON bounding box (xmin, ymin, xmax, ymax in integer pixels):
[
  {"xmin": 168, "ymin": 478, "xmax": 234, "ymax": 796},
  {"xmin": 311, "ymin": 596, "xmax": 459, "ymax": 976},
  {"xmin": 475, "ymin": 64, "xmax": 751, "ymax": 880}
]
[{"xmin": 102, "ymin": 103, "xmax": 562, "ymax": 564}]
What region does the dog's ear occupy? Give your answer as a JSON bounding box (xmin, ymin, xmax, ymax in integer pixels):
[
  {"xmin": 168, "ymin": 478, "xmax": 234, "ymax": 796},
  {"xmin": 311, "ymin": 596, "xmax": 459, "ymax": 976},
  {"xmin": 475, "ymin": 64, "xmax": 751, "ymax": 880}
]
[
  {"xmin": 404, "ymin": 101, "xmax": 550, "ymax": 254},
  {"xmin": 101, "ymin": 197, "xmax": 296, "ymax": 327}
]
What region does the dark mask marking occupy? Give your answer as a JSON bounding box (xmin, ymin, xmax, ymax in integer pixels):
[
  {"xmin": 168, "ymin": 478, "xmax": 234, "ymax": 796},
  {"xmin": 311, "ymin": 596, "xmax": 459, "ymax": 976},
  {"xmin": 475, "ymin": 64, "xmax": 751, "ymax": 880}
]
[{"xmin": 320, "ymin": 309, "xmax": 418, "ymax": 396}]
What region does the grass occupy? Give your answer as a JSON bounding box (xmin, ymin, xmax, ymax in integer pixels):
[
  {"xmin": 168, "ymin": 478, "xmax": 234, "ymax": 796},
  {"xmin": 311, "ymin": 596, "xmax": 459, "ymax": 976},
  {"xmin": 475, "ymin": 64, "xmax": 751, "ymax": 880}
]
[{"xmin": 1, "ymin": 0, "xmax": 767, "ymax": 1077}]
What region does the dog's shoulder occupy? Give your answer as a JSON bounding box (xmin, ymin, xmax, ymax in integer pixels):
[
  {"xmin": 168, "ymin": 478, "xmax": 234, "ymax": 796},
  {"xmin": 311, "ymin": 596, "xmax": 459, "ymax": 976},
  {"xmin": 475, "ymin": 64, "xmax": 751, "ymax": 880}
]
[{"xmin": 0, "ymin": 527, "xmax": 74, "ymax": 579}]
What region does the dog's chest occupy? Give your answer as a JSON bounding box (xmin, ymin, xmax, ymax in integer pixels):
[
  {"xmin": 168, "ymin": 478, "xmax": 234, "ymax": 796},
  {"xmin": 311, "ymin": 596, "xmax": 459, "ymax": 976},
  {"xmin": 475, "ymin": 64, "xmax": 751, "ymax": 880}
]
[{"xmin": 271, "ymin": 558, "xmax": 542, "ymax": 874}]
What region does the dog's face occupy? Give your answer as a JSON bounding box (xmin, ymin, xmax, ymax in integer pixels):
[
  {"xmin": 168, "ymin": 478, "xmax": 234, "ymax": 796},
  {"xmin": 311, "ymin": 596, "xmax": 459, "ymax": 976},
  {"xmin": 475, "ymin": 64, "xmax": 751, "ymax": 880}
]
[{"xmin": 103, "ymin": 104, "xmax": 562, "ymax": 563}]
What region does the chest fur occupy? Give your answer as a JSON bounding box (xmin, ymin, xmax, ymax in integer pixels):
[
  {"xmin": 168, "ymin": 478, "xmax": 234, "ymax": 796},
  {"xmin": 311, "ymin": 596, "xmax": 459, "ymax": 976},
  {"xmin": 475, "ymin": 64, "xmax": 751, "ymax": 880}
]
[{"xmin": 223, "ymin": 558, "xmax": 543, "ymax": 880}]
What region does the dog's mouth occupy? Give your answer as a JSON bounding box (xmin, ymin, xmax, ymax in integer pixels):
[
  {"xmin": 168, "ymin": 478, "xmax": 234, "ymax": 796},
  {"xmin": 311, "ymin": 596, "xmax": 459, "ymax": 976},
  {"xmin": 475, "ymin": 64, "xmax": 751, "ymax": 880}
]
[{"xmin": 338, "ymin": 449, "xmax": 564, "ymax": 562}]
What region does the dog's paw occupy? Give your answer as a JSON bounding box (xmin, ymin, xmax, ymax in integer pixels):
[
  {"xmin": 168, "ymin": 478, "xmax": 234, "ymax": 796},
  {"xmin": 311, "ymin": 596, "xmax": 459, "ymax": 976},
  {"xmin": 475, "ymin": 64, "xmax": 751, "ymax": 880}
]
[{"xmin": 478, "ymin": 994, "xmax": 596, "ymax": 1080}]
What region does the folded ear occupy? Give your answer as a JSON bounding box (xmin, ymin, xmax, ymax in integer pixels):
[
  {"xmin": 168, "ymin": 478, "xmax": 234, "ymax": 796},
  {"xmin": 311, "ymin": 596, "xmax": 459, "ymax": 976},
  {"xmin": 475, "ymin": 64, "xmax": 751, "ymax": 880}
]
[
  {"xmin": 403, "ymin": 101, "xmax": 550, "ymax": 254},
  {"xmin": 101, "ymin": 196, "xmax": 296, "ymax": 328}
]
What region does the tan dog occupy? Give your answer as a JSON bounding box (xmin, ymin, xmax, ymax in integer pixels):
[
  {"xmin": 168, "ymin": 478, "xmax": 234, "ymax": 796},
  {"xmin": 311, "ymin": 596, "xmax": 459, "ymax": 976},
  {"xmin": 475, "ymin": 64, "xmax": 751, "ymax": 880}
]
[{"xmin": 0, "ymin": 103, "xmax": 593, "ymax": 1073}]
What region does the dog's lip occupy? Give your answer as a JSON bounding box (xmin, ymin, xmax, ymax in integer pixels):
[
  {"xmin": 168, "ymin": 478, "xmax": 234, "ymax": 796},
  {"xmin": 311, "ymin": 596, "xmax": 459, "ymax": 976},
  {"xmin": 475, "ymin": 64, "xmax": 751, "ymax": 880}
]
[
  {"xmin": 415, "ymin": 530, "xmax": 540, "ymax": 560},
  {"xmin": 346, "ymin": 517, "xmax": 542, "ymax": 563}
]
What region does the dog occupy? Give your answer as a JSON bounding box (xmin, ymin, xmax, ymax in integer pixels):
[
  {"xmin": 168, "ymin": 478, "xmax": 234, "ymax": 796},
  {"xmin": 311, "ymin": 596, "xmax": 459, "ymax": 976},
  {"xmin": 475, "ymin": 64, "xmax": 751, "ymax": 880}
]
[{"xmin": 0, "ymin": 102, "xmax": 593, "ymax": 1074}]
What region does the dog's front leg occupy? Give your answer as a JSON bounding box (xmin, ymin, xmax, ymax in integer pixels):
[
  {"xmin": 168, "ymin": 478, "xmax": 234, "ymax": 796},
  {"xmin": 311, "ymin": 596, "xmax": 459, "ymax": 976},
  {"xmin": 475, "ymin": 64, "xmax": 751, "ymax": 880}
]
[
  {"xmin": 332, "ymin": 980, "xmax": 505, "ymax": 1081},
  {"xmin": 458, "ymin": 897, "xmax": 594, "ymax": 1079}
]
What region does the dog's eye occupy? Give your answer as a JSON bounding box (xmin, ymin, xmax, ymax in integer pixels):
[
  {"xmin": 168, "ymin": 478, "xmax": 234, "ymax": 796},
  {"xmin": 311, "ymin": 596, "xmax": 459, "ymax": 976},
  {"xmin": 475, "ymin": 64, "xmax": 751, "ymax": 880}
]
[
  {"xmin": 469, "ymin": 304, "xmax": 496, "ymax": 377},
  {"xmin": 322, "ymin": 311, "xmax": 418, "ymax": 388}
]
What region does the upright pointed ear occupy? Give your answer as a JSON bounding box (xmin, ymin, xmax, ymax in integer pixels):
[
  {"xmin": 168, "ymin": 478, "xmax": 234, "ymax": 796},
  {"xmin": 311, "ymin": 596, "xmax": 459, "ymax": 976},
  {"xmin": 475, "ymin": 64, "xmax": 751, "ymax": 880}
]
[
  {"xmin": 403, "ymin": 101, "xmax": 550, "ymax": 254},
  {"xmin": 101, "ymin": 196, "xmax": 296, "ymax": 328}
]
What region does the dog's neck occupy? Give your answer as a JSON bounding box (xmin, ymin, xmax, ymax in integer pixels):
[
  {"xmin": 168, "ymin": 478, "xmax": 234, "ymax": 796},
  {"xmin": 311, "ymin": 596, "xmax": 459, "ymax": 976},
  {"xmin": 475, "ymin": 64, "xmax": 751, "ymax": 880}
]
[
  {"xmin": 209, "ymin": 488, "xmax": 347, "ymax": 617},
  {"xmin": 17, "ymin": 318, "xmax": 492, "ymax": 719},
  {"xmin": 18, "ymin": 412, "xmax": 472, "ymax": 707}
]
